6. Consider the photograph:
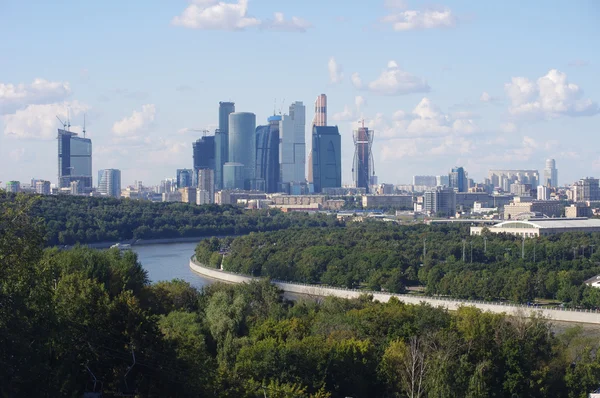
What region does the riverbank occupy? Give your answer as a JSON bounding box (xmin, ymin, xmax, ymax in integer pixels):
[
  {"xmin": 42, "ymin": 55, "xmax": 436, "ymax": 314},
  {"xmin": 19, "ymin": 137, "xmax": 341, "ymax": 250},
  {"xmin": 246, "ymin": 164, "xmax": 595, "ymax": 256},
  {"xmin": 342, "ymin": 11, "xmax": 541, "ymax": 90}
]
[
  {"xmin": 59, "ymin": 235, "xmax": 240, "ymax": 250},
  {"xmin": 189, "ymin": 256, "xmax": 600, "ymax": 325}
]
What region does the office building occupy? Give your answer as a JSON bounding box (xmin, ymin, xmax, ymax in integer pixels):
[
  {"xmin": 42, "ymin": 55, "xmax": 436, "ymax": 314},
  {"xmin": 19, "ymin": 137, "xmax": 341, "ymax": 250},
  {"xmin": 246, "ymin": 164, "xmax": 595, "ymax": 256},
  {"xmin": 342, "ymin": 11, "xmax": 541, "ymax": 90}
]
[
  {"xmin": 423, "ymin": 187, "xmax": 456, "ymax": 216},
  {"xmin": 537, "ymin": 185, "xmax": 550, "ymax": 201},
  {"xmin": 97, "ymin": 169, "xmax": 121, "ymax": 198},
  {"xmin": 503, "ymin": 197, "xmax": 563, "ymax": 219},
  {"xmin": 223, "ymin": 162, "xmax": 244, "ymax": 190},
  {"xmin": 35, "ymin": 180, "xmax": 51, "ymax": 195},
  {"xmin": 228, "ymin": 112, "xmax": 256, "ymax": 189},
  {"xmin": 255, "ymin": 115, "xmax": 280, "ymax": 193},
  {"xmin": 193, "ymin": 136, "xmax": 215, "ymax": 183},
  {"xmin": 196, "ymin": 168, "xmax": 215, "ymax": 205},
  {"xmin": 58, "ymin": 128, "xmax": 92, "ymax": 190},
  {"xmin": 572, "ymin": 178, "xmax": 600, "ymax": 202},
  {"xmin": 510, "ymin": 183, "xmax": 532, "ymax": 197},
  {"xmin": 449, "ymin": 167, "xmax": 467, "ymax": 192},
  {"xmin": 160, "ymin": 178, "xmax": 177, "ymax": 194},
  {"xmin": 179, "ymin": 187, "xmax": 196, "ymax": 204},
  {"xmin": 5, "ymin": 181, "xmax": 20, "ymax": 193},
  {"xmin": 215, "ymin": 101, "xmax": 235, "ymax": 190},
  {"xmin": 312, "ymin": 125, "xmax": 342, "ymax": 193},
  {"xmin": 176, "ymin": 169, "xmax": 194, "ymax": 189},
  {"xmin": 353, "ymin": 123, "xmax": 374, "ymax": 193},
  {"xmin": 436, "ymin": 175, "xmax": 450, "ymax": 187},
  {"xmin": 488, "ymin": 170, "xmax": 539, "ymax": 190},
  {"xmin": 413, "ymin": 176, "xmax": 437, "ymax": 187},
  {"xmin": 308, "ymin": 94, "xmax": 327, "ymax": 184},
  {"xmin": 215, "ymin": 190, "xmax": 267, "ymax": 205},
  {"xmin": 279, "ymin": 101, "xmax": 306, "ymax": 184},
  {"xmin": 565, "ymin": 203, "xmax": 593, "ymax": 218},
  {"xmin": 471, "ymin": 218, "xmax": 600, "ymax": 237},
  {"xmin": 362, "ymin": 195, "xmax": 412, "ymax": 209},
  {"xmin": 544, "ymin": 159, "xmax": 558, "ymax": 187}
]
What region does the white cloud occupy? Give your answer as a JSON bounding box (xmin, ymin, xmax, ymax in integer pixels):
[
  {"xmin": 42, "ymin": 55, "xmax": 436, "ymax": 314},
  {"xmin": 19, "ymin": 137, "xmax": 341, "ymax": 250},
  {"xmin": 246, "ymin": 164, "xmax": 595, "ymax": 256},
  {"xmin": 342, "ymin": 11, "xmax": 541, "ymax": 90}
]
[
  {"xmin": 360, "ymin": 60, "xmax": 430, "ymax": 95},
  {"xmin": 172, "ymin": 0, "xmax": 310, "ymax": 32},
  {"xmin": 370, "ymin": 97, "xmax": 478, "ymax": 140},
  {"xmin": 382, "ymin": 7, "xmax": 456, "ymax": 31},
  {"xmin": 112, "ymin": 104, "xmax": 156, "ymax": 136},
  {"xmin": 3, "ymin": 101, "xmax": 89, "ymax": 140},
  {"xmin": 171, "ymin": 0, "xmax": 259, "ymax": 30},
  {"xmin": 0, "ymin": 78, "xmax": 71, "ymax": 114},
  {"xmin": 351, "ymin": 72, "xmax": 363, "ymax": 89},
  {"xmin": 355, "ymin": 95, "xmax": 366, "ymax": 112},
  {"xmin": 480, "ymin": 91, "xmax": 498, "ymax": 103},
  {"xmin": 505, "ymin": 69, "xmax": 599, "ymax": 118},
  {"xmin": 328, "ymin": 57, "xmax": 344, "ymax": 84},
  {"xmin": 262, "ymin": 12, "xmax": 311, "ymax": 32},
  {"xmin": 332, "ymin": 105, "xmax": 355, "ymax": 122},
  {"xmin": 381, "ymin": 139, "xmax": 419, "ymax": 161}
]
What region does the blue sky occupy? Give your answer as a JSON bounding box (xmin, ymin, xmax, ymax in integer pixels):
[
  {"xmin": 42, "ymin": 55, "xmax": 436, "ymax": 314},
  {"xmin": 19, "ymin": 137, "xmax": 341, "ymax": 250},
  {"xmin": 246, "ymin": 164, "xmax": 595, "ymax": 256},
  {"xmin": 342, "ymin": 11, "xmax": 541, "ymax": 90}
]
[{"xmin": 1, "ymin": 0, "xmax": 599, "ymax": 187}]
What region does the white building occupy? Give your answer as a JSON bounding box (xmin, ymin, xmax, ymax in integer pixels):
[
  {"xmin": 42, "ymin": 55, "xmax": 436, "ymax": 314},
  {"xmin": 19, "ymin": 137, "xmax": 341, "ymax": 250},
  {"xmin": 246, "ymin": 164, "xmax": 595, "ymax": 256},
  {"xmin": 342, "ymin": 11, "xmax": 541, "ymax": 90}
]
[
  {"xmin": 537, "ymin": 185, "xmax": 550, "ymax": 200},
  {"xmin": 471, "ymin": 218, "xmax": 600, "ymax": 237},
  {"xmin": 279, "ymin": 101, "xmax": 306, "ymax": 184}
]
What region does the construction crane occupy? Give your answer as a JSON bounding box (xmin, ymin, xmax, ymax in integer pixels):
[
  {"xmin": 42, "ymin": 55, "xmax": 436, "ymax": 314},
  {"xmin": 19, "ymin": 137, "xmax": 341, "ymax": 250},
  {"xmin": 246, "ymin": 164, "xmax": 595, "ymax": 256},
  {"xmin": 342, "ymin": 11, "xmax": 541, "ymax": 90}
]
[{"xmin": 56, "ymin": 116, "xmax": 68, "ymax": 130}]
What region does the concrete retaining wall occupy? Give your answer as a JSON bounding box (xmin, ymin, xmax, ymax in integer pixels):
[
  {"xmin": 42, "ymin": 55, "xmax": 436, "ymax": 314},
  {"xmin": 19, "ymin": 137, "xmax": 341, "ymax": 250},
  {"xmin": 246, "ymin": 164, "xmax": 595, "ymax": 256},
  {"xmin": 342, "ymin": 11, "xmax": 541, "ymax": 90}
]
[{"xmin": 189, "ymin": 258, "xmax": 600, "ymax": 325}]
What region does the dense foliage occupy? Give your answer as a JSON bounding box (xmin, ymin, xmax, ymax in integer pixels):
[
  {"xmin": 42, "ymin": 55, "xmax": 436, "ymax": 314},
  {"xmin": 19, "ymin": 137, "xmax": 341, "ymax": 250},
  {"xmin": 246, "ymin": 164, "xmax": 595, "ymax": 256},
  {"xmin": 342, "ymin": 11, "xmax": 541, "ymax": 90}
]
[
  {"xmin": 0, "ymin": 192, "xmax": 339, "ymax": 246},
  {"xmin": 196, "ymin": 222, "xmax": 600, "ymax": 307},
  {"xmin": 3, "ymin": 197, "xmax": 600, "ymax": 396}
]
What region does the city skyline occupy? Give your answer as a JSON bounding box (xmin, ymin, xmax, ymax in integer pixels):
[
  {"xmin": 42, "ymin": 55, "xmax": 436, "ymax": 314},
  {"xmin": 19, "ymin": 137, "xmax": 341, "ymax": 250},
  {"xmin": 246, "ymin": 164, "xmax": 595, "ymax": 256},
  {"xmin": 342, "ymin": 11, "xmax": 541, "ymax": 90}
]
[{"xmin": 1, "ymin": 0, "xmax": 599, "ymax": 186}]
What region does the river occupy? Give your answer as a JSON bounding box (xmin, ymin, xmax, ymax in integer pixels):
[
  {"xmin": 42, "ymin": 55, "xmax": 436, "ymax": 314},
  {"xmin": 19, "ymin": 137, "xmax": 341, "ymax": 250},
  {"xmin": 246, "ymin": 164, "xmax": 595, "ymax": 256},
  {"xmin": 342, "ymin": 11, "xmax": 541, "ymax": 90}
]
[{"xmin": 132, "ymin": 241, "xmax": 211, "ymax": 289}]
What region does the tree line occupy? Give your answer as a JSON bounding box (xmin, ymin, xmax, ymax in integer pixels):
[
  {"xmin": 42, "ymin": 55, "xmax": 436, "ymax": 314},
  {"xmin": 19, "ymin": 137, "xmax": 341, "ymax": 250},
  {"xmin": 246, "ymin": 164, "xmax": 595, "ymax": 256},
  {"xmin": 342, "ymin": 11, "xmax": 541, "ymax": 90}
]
[
  {"xmin": 0, "ymin": 192, "xmax": 340, "ymax": 246},
  {"xmin": 196, "ymin": 222, "xmax": 600, "ymax": 308},
  {"xmin": 3, "ymin": 196, "xmax": 600, "ymax": 396}
]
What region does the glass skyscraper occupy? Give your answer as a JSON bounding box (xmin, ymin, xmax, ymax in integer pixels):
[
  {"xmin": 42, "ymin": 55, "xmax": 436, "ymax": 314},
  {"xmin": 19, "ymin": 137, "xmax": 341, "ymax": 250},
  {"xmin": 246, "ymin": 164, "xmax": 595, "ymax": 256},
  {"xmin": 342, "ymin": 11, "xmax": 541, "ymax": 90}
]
[
  {"xmin": 311, "ymin": 125, "xmax": 341, "ymax": 193},
  {"xmin": 255, "ymin": 115, "xmax": 280, "ymax": 193},
  {"xmin": 58, "ymin": 129, "xmax": 92, "ymax": 190},
  {"xmin": 193, "ymin": 136, "xmax": 215, "ymax": 186},
  {"xmin": 97, "ymin": 169, "xmax": 121, "ymax": 198},
  {"xmin": 177, "ymin": 168, "xmax": 194, "ymax": 188},
  {"xmin": 229, "ymin": 112, "xmax": 256, "ymax": 190},
  {"xmin": 215, "ymin": 101, "xmax": 235, "ymax": 190}
]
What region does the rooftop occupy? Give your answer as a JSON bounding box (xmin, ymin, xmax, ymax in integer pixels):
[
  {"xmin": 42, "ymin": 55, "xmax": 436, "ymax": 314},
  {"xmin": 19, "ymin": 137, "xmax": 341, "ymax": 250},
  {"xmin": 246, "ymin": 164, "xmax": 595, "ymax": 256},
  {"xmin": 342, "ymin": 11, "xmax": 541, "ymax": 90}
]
[{"xmin": 493, "ymin": 218, "xmax": 600, "ymax": 229}]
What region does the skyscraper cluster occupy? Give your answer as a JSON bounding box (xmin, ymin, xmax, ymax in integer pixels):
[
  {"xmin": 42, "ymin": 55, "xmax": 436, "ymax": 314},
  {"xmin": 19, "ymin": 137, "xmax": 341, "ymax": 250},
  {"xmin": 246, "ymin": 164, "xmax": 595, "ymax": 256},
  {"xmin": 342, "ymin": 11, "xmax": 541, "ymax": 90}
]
[{"xmin": 187, "ymin": 94, "xmax": 347, "ymax": 199}]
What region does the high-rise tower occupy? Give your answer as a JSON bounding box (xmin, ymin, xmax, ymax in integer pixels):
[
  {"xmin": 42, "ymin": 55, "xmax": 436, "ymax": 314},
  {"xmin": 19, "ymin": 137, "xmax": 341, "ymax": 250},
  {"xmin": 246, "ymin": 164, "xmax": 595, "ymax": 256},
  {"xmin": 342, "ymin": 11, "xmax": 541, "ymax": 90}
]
[
  {"xmin": 312, "ymin": 125, "xmax": 341, "ymax": 193},
  {"xmin": 352, "ymin": 121, "xmax": 374, "ymax": 193},
  {"xmin": 544, "ymin": 159, "xmax": 558, "ymax": 187},
  {"xmin": 98, "ymin": 169, "xmax": 122, "ymax": 198},
  {"xmin": 255, "ymin": 115, "xmax": 281, "ymax": 193},
  {"xmin": 193, "ymin": 135, "xmax": 215, "ymax": 184},
  {"xmin": 227, "ymin": 112, "xmax": 256, "ymax": 190},
  {"xmin": 308, "ymin": 94, "xmax": 327, "ymax": 184},
  {"xmin": 279, "ymin": 101, "xmax": 306, "ymax": 184},
  {"xmin": 449, "ymin": 166, "xmax": 467, "ymax": 192},
  {"xmin": 215, "ymin": 101, "xmax": 235, "ymax": 189},
  {"xmin": 58, "ymin": 128, "xmax": 92, "ymax": 191}
]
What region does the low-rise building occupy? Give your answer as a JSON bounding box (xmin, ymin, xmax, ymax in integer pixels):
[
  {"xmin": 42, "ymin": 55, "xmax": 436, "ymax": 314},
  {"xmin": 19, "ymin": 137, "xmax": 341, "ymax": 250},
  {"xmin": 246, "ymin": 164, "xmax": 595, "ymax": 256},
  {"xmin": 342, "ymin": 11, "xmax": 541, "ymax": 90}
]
[
  {"xmin": 503, "ymin": 197, "xmax": 563, "ymax": 219},
  {"xmin": 471, "ymin": 218, "xmax": 600, "ymax": 237},
  {"xmin": 565, "ymin": 203, "xmax": 593, "ymax": 218},
  {"xmin": 362, "ymin": 194, "xmax": 413, "ymax": 209},
  {"xmin": 216, "ymin": 190, "xmax": 267, "ymax": 205}
]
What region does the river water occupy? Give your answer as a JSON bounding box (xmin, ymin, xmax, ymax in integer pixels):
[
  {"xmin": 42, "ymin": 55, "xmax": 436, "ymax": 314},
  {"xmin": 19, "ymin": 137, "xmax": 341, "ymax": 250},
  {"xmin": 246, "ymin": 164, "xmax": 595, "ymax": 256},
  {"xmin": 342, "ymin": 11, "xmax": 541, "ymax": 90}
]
[{"xmin": 132, "ymin": 241, "xmax": 211, "ymax": 289}]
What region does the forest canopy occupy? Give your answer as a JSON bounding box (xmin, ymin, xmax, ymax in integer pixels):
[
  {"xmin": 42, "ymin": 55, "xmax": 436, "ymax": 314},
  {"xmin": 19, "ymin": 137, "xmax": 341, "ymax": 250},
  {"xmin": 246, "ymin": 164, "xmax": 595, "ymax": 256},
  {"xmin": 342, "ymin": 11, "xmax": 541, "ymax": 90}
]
[{"xmin": 196, "ymin": 222, "xmax": 600, "ymax": 308}]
